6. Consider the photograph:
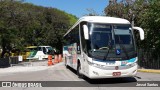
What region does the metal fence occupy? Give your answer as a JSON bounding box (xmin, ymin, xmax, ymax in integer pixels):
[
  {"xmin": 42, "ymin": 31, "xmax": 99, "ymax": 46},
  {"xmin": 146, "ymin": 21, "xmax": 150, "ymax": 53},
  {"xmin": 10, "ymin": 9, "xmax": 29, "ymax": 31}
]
[
  {"xmin": 0, "ymin": 58, "xmax": 10, "ymax": 68},
  {"xmin": 137, "ymin": 49, "xmax": 160, "ymax": 69}
]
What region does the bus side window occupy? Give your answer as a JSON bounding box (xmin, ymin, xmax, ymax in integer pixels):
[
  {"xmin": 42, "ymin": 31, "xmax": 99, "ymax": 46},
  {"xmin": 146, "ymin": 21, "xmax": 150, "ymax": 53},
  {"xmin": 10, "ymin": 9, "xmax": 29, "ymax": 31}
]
[
  {"xmin": 80, "ymin": 22, "xmax": 87, "ymax": 54},
  {"xmin": 38, "ymin": 47, "xmax": 42, "ymax": 51},
  {"xmin": 75, "ymin": 25, "xmax": 81, "ymax": 54},
  {"xmin": 43, "ymin": 47, "xmax": 46, "ymax": 54}
]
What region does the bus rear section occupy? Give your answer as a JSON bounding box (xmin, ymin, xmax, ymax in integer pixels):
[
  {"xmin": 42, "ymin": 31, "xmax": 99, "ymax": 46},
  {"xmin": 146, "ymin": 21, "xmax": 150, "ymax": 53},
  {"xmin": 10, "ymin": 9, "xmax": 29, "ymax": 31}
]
[
  {"xmin": 27, "ymin": 46, "xmax": 55, "ymax": 60},
  {"xmin": 63, "ymin": 16, "xmax": 144, "ymax": 79}
]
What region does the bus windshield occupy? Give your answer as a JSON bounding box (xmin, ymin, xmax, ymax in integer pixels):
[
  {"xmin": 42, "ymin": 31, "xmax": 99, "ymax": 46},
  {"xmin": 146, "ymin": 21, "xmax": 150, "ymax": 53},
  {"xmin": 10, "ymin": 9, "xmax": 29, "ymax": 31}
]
[
  {"xmin": 88, "ymin": 23, "xmax": 136, "ymax": 60},
  {"xmin": 90, "ymin": 24, "xmax": 112, "ymax": 51}
]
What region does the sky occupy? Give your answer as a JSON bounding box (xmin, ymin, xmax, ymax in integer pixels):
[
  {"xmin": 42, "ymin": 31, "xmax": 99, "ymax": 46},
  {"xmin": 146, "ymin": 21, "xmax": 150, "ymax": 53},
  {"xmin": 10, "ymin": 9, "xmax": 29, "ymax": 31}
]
[{"xmin": 25, "ymin": 0, "xmax": 109, "ymax": 18}]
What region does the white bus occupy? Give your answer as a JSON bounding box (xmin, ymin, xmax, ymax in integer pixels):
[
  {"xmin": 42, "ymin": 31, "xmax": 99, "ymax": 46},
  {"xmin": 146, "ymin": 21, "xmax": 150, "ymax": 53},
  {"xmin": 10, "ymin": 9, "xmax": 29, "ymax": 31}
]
[
  {"xmin": 63, "ymin": 16, "xmax": 144, "ymax": 79},
  {"xmin": 27, "ymin": 46, "xmax": 55, "ymax": 60}
]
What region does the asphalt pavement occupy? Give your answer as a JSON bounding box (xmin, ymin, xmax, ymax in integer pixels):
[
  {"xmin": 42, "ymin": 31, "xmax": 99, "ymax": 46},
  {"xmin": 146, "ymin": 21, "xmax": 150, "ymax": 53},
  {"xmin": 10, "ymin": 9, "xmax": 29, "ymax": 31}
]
[
  {"xmin": 0, "ymin": 60, "xmax": 160, "ymax": 90},
  {"xmin": 0, "ymin": 60, "xmax": 160, "ymax": 74}
]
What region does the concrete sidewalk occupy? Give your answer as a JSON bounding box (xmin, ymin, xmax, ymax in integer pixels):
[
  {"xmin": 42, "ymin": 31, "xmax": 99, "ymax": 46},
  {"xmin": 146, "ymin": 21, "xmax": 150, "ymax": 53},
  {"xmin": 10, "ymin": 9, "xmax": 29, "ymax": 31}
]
[
  {"xmin": 0, "ymin": 60, "xmax": 52, "ymax": 74},
  {"xmin": 0, "ymin": 66, "xmax": 49, "ymax": 74}
]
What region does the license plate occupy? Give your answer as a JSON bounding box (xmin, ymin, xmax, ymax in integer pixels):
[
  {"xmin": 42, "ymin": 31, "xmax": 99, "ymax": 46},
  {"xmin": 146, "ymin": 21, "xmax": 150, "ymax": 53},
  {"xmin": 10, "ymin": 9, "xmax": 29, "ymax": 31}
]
[{"xmin": 112, "ymin": 72, "xmax": 121, "ymax": 76}]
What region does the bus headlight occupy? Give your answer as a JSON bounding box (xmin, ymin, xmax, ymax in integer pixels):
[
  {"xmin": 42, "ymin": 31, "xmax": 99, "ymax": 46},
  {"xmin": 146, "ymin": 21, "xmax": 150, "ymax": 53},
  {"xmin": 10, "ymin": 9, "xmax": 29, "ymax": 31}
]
[{"xmin": 127, "ymin": 62, "xmax": 137, "ymax": 67}]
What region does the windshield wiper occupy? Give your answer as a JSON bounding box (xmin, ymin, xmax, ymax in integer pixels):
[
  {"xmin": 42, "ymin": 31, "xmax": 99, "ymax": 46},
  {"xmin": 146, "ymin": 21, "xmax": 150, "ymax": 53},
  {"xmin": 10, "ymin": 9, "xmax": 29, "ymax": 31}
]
[
  {"xmin": 103, "ymin": 43, "xmax": 111, "ymax": 60},
  {"xmin": 103, "ymin": 35, "xmax": 112, "ymax": 60}
]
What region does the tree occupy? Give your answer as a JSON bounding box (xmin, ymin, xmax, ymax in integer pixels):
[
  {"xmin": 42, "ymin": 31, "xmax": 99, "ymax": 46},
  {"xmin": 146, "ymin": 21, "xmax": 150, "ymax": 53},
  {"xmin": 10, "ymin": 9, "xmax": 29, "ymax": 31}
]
[
  {"xmin": 0, "ymin": 1, "xmax": 77, "ymax": 57},
  {"xmin": 84, "ymin": 8, "xmax": 100, "ymax": 16},
  {"xmin": 139, "ymin": 0, "xmax": 160, "ymax": 52},
  {"xmin": 104, "ymin": 0, "xmax": 160, "ymax": 62}
]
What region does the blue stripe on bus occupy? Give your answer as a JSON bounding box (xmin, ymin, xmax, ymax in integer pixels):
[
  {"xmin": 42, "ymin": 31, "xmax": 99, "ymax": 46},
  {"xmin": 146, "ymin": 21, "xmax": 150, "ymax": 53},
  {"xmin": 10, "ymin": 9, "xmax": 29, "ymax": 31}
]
[
  {"xmin": 94, "ymin": 59, "xmax": 115, "ymax": 62},
  {"xmin": 121, "ymin": 58, "xmax": 136, "ymax": 66},
  {"xmin": 127, "ymin": 58, "xmax": 136, "ymax": 62},
  {"xmin": 94, "ymin": 57, "xmax": 136, "ymax": 64}
]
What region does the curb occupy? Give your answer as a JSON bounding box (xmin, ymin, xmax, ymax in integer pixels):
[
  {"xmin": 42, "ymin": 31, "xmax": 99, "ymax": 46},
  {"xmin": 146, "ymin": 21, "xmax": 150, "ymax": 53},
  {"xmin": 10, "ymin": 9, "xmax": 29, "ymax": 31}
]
[{"xmin": 138, "ymin": 69, "xmax": 160, "ymax": 74}]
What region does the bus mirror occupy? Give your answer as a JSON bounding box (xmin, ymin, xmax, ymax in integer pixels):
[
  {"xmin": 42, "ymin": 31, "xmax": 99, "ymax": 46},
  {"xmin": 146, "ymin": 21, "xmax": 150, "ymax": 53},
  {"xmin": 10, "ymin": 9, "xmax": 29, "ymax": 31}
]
[
  {"xmin": 83, "ymin": 25, "xmax": 89, "ymax": 40},
  {"xmin": 133, "ymin": 27, "xmax": 144, "ymax": 40}
]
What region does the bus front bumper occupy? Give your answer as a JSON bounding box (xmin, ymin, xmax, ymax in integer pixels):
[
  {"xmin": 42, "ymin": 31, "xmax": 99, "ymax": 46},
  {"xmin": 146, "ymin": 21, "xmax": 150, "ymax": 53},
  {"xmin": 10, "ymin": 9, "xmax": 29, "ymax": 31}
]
[{"xmin": 87, "ymin": 64, "xmax": 138, "ymax": 79}]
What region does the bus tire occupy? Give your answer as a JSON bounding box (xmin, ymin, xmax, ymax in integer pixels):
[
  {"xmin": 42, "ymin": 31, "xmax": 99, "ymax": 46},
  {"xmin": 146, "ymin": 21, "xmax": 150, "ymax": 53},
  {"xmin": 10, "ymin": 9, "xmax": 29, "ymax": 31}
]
[
  {"xmin": 77, "ymin": 61, "xmax": 83, "ymax": 79},
  {"xmin": 65, "ymin": 57, "xmax": 68, "ymax": 68}
]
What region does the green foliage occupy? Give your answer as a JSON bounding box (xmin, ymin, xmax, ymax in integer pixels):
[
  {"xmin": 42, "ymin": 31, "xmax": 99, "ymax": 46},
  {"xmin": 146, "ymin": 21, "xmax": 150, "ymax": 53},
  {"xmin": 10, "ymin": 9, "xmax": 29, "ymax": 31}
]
[
  {"xmin": 139, "ymin": 0, "xmax": 160, "ymax": 51},
  {"xmin": 104, "ymin": 0, "xmax": 160, "ymax": 59},
  {"xmin": 0, "ymin": 1, "xmax": 77, "ymax": 57}
]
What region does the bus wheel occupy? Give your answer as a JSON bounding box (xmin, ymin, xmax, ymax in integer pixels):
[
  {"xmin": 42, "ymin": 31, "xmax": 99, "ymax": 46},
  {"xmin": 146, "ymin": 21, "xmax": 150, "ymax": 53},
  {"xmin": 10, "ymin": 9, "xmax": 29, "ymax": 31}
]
[
  {"xmin": 65, "ymin": 57, "xmax": 68, "ymax": 68},
  {"xmin": 77, "ymin": 62, "xmax": 83, "ymax": 78}
]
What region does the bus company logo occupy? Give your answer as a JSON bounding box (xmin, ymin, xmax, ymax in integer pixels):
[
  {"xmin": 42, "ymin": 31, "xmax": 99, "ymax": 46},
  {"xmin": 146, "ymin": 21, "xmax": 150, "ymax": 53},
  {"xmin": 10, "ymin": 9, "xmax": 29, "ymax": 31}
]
[
  {"xmin": 116, "ymin": 49, "xmax": 121, "ymax": 55},
  {"xmin": 115, "ymin": 66, "xmax": 119, "ymax": 70},
  {"xmin": 2, "ymin": 82, "xmax": 11, "ymax": 87}
]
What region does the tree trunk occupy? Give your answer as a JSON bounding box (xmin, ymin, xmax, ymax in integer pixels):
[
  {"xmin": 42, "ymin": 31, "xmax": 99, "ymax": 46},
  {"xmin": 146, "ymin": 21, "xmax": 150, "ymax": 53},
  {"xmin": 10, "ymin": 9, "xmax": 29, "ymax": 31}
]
[{"xmin": 1, "ymin": 48, "xmax": 6, "ymax": 58}]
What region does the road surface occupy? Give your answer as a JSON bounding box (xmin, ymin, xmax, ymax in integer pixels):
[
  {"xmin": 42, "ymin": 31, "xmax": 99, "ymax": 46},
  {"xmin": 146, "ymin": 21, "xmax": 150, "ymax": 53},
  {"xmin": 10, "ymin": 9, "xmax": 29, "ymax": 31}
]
[{"xmin": 0, "ymin": 62, "xmax": 159, "ymax": 90}]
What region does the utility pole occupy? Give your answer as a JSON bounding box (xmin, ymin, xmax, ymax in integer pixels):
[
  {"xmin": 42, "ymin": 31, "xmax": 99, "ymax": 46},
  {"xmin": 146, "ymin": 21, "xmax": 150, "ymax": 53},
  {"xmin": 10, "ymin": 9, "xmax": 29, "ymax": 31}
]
[{"xmin": 132, "ymin": 14, "xmax": 135, "ymax": 27}]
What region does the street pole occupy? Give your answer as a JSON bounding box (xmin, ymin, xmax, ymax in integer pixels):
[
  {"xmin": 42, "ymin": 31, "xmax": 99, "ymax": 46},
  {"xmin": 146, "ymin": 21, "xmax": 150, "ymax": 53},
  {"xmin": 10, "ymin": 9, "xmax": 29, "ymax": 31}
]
[{"xmin": 132, "ymin": 14, "xmax": 135, "ymax": 27}]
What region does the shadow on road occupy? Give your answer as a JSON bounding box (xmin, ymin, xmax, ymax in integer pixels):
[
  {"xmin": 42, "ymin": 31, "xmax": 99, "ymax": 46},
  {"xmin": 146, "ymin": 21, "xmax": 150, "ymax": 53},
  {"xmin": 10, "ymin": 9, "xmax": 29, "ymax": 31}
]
[{"xmin": 84, "ymin": 77, "xmax": 137, "ymax": 84}]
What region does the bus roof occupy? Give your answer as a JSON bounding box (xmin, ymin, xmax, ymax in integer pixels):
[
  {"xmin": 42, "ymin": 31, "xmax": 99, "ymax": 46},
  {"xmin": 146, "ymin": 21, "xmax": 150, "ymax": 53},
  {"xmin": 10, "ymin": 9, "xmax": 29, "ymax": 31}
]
[
  {"xmin": 78, "ymin": 16, "xmax": 130, "ymax": 24},
  {"xmin": 64, "ymin": 16, "xmax": 130, "ymax": 37}
]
